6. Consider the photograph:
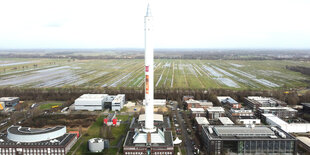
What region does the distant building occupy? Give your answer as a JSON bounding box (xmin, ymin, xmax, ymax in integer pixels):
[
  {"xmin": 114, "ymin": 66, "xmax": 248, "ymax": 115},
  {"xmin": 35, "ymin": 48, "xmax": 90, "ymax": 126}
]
[
  {"xmin": 190, "ymin": 108, "xmax": 206, "ymax": 118},
  {"xmin": 217, "ymin": 96, "xmax": 241, "ymax": 109},
  {"xmin": 235, "ymin": 116, "xmax": 261, "ymax": 125},
  {"xmin": 74, "ymin": 94, "xmax": 125, "ymax": 111},
  {"xmin": 218, "ymin": 117, "xmax": 234, "ymax": 125},
  {"xmin": 183, "ymin": 95, "xmax": 194, "ymax": 102},
  {"xmin": 143, "ymin": 99, "xmax": 166, "ymax": 106},
  {"xmin": 0, "ymin": 126, "xmax": 77, "ymax": 155},
  {"xmin": 227, "ymin": 109, "xmax": 254, "ymax": 118},
  {"xmin": 0, "ymin": 97, "xmax": 19, "ymax": 109},
  {"xmin": 258, "ymin": 107, "xmax": 297, "ymax": 119},
  {"xmin": 194, "ymin": 117, "xmax": 209, "ymax": 134},
  {"xmin": 244, "ymin": 96, "xmax": 287, "ymax": 111},
  {"xmin": 74, "ymin": 94, "xmax": 106, "ymax": 111},
  {"xmin": 111, "ymin": 94, "xmax": 125, "ymax": 111},
  {"xmin": 263, "ymin": 114, "xmax": 310, "ymax": 133},
  {"xmin": 201, "ymin": 125, "xmax": 297, "ymax": 155},
  {"xmin": 185, "ymin": 99, "xmax": 213, "ymax": 110},
  {"xmin": 206, "ymin": 107, "xmax": 225, "ymax": 120}
]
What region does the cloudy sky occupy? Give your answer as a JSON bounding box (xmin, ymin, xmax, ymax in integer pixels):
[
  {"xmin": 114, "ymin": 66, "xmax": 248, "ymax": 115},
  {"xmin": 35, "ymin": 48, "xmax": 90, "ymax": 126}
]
[{"xmin": 0, "ymin": 0, "xmax": 309, "ymax": 49}]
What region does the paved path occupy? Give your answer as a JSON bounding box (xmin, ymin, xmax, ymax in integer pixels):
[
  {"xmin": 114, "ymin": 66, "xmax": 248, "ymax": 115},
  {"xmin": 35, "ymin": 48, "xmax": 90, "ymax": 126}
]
[{"xmin": 177, "ymin": 111, "xmax": 194, "ymax": 155}]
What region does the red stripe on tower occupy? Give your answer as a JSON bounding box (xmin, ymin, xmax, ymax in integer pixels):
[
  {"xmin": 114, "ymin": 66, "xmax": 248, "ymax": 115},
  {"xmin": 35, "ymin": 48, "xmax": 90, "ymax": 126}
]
[{"xmin": 145, "ymin": 66, "xmax": 149, "ymax": 72}]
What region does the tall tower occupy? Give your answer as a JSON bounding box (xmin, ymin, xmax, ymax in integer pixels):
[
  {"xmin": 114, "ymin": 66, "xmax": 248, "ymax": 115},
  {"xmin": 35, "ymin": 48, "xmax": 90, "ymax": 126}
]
[{"xmin": 144, "ymin": 3, "xmax": 154, "ymax": 131}]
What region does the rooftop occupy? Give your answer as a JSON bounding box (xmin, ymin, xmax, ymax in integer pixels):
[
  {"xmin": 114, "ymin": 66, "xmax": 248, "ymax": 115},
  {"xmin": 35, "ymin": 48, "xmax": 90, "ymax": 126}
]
[
  {"xmin": 259, "ymin": 106, "xmax": 297, "ymax": 111},
  {"xmin": 138, "ymin": 114, "xmax": 164, "ymax": 122},
  {"xmin": 190, "ymin": 108, "xmax": 205, "ymax": 112},
  {"xmin": 230, "ymin": 109, "xmax": 253, "ymax": 113},
  {"xmin": 237, "ymin": 116, "xmax": 259, "ymax": 120},
  {"xmin": 8, "ymin": 126, "xmax": 65, "ymax": 135},
  {"xmin": 246, "ymin": 96, "xmax": 286, "ymax": 105},
  {"xmin": 207, "ymin": 107, "xmax": 225, "ymax": 112},
  {"xmin": 203, "ymin": 125, "xmax": 296, "ymax": 140},
  {"xmin": 123, "ymin": 130, "xmax": 173, "ymax": 147},
  {"xmin": 130, "ymin": 116, "xmax": 171, "ymax": 130},
  {"xmin": 218, "ymin": 117, "xmax": 234, "ymax": 125},
  {"xmin": 297, "ymin": 137, "xmax": 310, "ymax": 148},
  {"xmin": 262, "ymin": 114, "xmax": 288, "ymax": 125},
  {"xmin": 112, "ymin": 94, "xmax": 125, "ymax": 103},
  {"xmin": 0, "ymin": 133, "xmax": 76, "ymax": 146},
  {"xmin": 217, "ymin": 96, "xmax": 238, "ymax": 104},
  {"xmin": 0, "ymin": 97, "xmax": 19, "ymax": 101},
  {"xmin": 76, "ymin": 94, "xmax": 107, "ymax": 100},
  {"xmin": 195, "ymin": 117, "xmax": 209, "ymax": 125}
]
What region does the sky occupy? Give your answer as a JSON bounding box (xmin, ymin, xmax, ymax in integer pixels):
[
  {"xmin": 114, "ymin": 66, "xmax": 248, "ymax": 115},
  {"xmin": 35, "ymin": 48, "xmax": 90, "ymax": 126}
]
[{"xmin": 0, "ymin": 0, "xmax": 309, "ymax": 49}]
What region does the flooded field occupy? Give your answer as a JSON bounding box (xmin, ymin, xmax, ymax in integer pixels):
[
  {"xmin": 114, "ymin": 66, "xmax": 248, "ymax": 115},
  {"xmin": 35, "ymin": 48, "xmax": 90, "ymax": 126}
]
[{"xmin": 0, "ymin": 58, "xmax": 309, "ymax": 89}]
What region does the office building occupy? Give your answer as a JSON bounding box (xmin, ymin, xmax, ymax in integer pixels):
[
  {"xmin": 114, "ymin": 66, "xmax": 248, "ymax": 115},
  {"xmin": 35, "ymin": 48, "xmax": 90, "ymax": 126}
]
[
  {"xmin": 190, "ymin": 108, "xmax": 206, "ymax": 118},
  {"xmin": 217, "ymin": 96, "xmax": 241, "ymax": 109},
  {"xmin": 0, "ymin": 126, "xmax": 77, "ymax": 155},
  {"xmin": 258, "ymin": 107, "xmax": 297, "ymax": 119},
  {"xmin": 244, "ymin": 96, "xmax": 287, "ymax": 111},
  {"xmin": 206, "ymin": 107, "xmax": 225, "ymax": 120},
  {"xmin": 201, "ymin": 125, "xmax": 297, "ymax": 154},
  {"xmin": 74, "ymin": 94, "xmax": 125, "ymax": 111}
]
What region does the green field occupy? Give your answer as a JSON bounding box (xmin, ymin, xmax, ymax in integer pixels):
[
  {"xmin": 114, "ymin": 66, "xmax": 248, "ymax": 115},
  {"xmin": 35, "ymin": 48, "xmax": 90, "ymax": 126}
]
[
  {"xmin": 39, "ymin": 102, "xmax": 63, "ymax": 110},
  {"xmin": 0, "ymin": 58, "xmax": 309, "ymax": 90}
]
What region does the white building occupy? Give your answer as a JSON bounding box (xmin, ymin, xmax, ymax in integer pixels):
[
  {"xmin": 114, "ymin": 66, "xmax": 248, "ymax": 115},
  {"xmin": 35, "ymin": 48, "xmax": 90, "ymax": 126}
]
[
  {"xmin": 218, "ymin": 117, "xmax": 234, "ymax": 125},
  {"xmin": 111, "ymin": 94, "xmax": 125, "ymax": 111},
  {"xmin": 74, "ymin": 94, "xmax": 125, "ymax": 111},
  {"xmin": 195, "ymin": 117, "xmax": 209, "ymax": 125},
  {"xmin": 263, "ymin": 114, "xmax": 310, "ymax": 133},
  {"xmin": 236, "ymin": 116, "xmax": 261, "ymax": 125},
  {"xmin": 143, "ymin": 99, "xmax": 166, "ymax": 106},
  {"xmin": 74, "ymin": 94, "xmax": 107, "ymax": 111}
]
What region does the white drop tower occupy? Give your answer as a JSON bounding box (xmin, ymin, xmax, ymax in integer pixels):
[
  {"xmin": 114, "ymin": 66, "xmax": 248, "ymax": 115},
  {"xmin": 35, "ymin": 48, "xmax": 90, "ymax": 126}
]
[{"xmin": 144, "ymin": 2, "xmax": 155, "ymax": 132}]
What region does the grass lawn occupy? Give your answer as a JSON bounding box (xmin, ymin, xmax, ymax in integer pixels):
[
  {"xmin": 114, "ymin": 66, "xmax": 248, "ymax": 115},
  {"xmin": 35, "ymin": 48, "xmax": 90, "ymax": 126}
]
[
  {"xmin": 68, "ymin": 115, "xmax": 131, "ymax": 155},
  {"xmin": 39, "ymin": 102, "xmax": 63, "ymax": 110}
]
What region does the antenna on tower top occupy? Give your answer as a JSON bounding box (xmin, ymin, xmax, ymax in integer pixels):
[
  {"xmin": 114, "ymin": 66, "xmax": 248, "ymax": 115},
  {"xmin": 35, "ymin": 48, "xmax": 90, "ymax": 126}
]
[{"xmin": 146, "ymin": 3, "xmax": 152, "ymax": 16}]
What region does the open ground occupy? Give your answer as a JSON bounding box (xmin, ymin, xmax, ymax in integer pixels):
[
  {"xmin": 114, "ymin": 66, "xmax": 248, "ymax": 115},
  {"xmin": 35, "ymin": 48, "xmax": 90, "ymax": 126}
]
[{"xmin": 0, "ymin": 58, "xmax": 309, "ymax": 90}]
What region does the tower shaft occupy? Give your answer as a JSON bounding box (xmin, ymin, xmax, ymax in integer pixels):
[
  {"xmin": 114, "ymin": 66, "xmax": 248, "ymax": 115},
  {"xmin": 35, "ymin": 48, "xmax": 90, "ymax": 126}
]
[{"xmin": 144, "ymin": 3, "xmax": 154, "ymax": 130}]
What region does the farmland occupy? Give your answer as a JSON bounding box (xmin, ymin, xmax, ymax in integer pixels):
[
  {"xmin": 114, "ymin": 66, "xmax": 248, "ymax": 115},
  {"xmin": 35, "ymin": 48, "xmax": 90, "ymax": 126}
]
[{"xmin": 0, "ymin": 58, "xmax": 309, "ymax": 90}]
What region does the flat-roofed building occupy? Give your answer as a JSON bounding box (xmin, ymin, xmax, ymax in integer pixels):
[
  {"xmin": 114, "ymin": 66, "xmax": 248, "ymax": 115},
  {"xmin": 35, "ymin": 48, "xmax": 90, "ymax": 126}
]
[
  {"xmin": 228, "ymin": 109, "xmax": 254, "ymax": 117},
  {"xmin": 0, "ymin": 97, "xmax": 19, "ymax": 108},
  {"xmin": 111, "ymin": 94, "xmax": 125, "ymax": 111},
  {"xmin": 217, "ymin": 96, "xmax": 241, "ymax": 109},
  {"xmin": 201, "ymin": 125, "xmax": 297, "ymax": 155},
  {"xmin": 244, "ymin": 96, "xmax": 287, "ymax": 111},
  {"xmin": 195, "ymin": 117, "xmax": 209, "ymax": 134},
  {"xmin": 183, "ymin": 95, "xmax": 194, "ymax": 102},
  {"xmin": 263, "ymin": 114, "xmax": 310, "ymax": 133},
  {"xmin": 190, "ymin": 108, "xmax": 206, "ymax": 118},
  {"xmin": 258, "ymin": 107, "xmax": 297, "ymax": 119},
  {"xmin": 218, "ymin": 117, "xmax": 234, "ymax": 125},
  {"xmin": 206, "ymin": 107, "xmax": 225, "ymax": 120},
  {"xmin": 74, "ymin": 94, "xmax": 107, "ymax": 111},
  {"xmin": 0, "ymin": 126, "xmax": 77, "ymax": 155},
  {"xmin": 235, "ymin": 116, "xmax": 261, "ymax": 125},
  {"xmin": 185, "ymin": 99, "xmax": 213, "ymax": 110},
  {"xmin": 74, "ymin": 94, "xmax": 125, "ymax": 111},
  {"xmin": 143, "ymin": 99, "xmax": 166, "ymax": 106}
]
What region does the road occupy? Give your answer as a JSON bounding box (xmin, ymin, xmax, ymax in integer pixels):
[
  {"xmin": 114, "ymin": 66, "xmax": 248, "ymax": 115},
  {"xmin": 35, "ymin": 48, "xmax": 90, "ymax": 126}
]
[{"xmin": 172, "ymin": 101, "xmax": 194, "ymax": 155}]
